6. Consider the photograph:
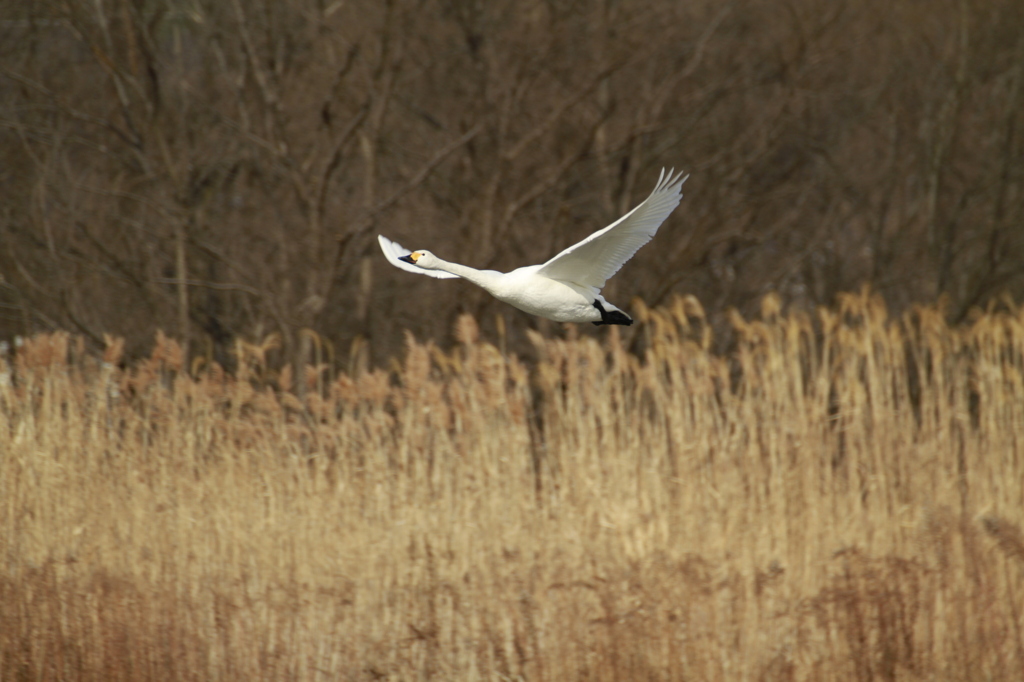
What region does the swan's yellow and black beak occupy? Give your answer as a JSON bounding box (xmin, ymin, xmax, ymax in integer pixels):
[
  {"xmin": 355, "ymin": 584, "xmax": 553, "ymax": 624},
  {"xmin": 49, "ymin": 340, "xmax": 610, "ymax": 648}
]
[{"xmin": 399, "ymin": 252, "xmax": 420, "ymax": 264}]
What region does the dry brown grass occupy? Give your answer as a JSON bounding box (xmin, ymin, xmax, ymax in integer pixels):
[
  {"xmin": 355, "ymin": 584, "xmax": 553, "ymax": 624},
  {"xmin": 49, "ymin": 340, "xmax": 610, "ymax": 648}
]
[{"xmin": 2, "ymin": 291, "xmax": 1023, "ymax": 681}]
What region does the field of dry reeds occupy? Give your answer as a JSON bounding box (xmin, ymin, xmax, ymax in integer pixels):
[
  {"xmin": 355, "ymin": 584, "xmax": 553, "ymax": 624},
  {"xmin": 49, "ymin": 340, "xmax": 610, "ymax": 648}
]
[{"xmin": 2, "ymin": 291, "xmax": 1024, "ymax": 681}]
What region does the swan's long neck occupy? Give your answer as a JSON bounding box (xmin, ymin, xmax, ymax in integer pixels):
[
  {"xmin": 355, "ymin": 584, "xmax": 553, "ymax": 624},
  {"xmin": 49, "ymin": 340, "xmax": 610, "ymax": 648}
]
[{"xmin": 432, "ymin": 259, "xmax": 503, "ymax": 292}]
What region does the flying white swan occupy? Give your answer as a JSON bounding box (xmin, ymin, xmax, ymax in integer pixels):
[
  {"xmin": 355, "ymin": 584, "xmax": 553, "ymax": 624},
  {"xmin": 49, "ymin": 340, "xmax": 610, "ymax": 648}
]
[{"xmin": 378, "ymin": 168, "xmax": 688, "ymax": 326}]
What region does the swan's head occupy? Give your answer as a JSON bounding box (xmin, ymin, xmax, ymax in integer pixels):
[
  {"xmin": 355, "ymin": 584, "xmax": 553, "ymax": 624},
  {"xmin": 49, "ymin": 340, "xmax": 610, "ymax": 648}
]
[{"xmin": 398, "ymin": 250, "xmax": 440, "ymax": 269}]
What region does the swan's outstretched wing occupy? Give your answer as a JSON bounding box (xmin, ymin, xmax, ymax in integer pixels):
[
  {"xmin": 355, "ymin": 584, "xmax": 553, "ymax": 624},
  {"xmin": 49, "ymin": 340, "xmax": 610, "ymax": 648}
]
[
  {"xmin": 378, "ymin": 235, "xmax": 460, "ymax": 279},
  {"xmin": 537, "ymin": 169, "xmax": 688, "ymax": 289}
]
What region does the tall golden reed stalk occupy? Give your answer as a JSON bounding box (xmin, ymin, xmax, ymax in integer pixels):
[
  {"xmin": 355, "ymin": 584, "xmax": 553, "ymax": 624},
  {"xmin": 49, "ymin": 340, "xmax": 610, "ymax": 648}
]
[{"xmin": 2, "ymin": 291, "xmax": 1022, "ymax": 680}]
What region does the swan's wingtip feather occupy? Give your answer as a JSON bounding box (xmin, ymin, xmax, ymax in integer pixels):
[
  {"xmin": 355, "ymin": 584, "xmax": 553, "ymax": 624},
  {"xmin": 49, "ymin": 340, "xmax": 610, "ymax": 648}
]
[
  {"xmin": 379, "ymin": 234, "xmax": 411, "ymax": 258},
  {"xmin": 667, "ymin": 169, "xmax": 689, "ymax": 192}
]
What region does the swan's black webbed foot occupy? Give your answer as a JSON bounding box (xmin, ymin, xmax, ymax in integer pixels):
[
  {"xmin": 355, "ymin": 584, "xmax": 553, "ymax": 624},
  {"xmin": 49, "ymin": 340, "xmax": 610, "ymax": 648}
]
[{"xmin": 592, "ymin": 299, "xmax": 633, "ymax": 326}]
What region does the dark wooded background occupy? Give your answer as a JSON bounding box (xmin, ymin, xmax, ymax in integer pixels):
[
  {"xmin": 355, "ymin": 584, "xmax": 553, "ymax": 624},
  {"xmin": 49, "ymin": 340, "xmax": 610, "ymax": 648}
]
[{"xmin": 1, "ymin": 0, "xmax": 1022, "ymax": 369}]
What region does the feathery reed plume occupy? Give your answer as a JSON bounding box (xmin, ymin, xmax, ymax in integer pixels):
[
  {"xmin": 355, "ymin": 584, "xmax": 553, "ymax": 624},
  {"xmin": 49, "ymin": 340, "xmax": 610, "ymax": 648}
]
[{"xmin": 982, "ymin": 515, "xmax": 1024, "ymax": 567}]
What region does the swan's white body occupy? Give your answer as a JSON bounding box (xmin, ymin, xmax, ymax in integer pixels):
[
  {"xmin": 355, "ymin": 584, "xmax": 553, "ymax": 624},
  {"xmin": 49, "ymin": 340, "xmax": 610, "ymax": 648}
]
[{"xmin": 379, "ymin": 168, "xmax": 688, "ymax": 325}]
